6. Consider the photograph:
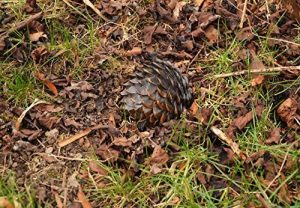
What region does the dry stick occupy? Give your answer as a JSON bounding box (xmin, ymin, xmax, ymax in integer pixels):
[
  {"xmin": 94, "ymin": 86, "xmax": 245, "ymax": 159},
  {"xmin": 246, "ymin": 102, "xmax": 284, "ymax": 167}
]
[
  {"xmin": 62, "ymin": 168, "xmax": 68, "ymax": 208},
  {"xmin": 256, "ymin": 193, "xmax": 271, "ymax": 208},
  {"xmin": 239, "ymin": 0, "xmax": 248, "ymax": 28},
  {"xmin": 214, "ymin": 66, "xmax": 300, "ymax": 78},
  {"xmin": 210, "ymin": 126, "xmax": 246, "ymax": 160},
  {"xmin": 58, "ymin": 124, "xmax": 109, "ymax": 147},
  {"xmin": 82, "ymin": 0, "xmax": 109, "ymax": 22},
  {"xmin": 1, "ymin": 12, "xmax": 43, "ymax": 38}
]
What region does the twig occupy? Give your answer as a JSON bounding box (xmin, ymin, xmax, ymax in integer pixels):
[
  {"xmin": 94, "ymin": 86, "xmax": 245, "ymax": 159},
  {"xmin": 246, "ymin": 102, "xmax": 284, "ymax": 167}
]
[
  {"xmin": 58, "ymin": 124, "xmax": 109, "ymax": 147},
  {"xmin": 254, "ymin": 33, "xmax": 300, "ymax": 47},
  {"xmin": 256, "ymin": 193, "xmax": 271, "ymax": 208},
  {"xmin": 15, "ymin": 99, "xmax": 49, "ymax": 130},
  {"xmin": 62, "ymin": 168, "xmax": 68, "ymax": 208},
  {"xmin": 82, "ymin": 0, "xmax": 109, "ymax": 22},
  {"xmin": 210, "ymin": 126, "xmax": 246, "ymax": 160},
  {"xmin": 239, "ymin": 0, "xmax": 248, "ymax": 28},
  {"xmin": 1, "ymin": 12, "xmax": 43, "ymax": 38},
  {"xmin": 214, "ymin": 66, "xmax": 300, "ymax": 78}
]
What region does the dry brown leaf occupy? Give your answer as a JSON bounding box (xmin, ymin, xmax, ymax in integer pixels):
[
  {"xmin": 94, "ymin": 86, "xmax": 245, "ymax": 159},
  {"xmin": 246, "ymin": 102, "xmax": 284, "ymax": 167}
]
[
  {"xmin": 265, "ymin": 128, "xmax": 281, "ymax": 144},
  {"xmin": 88, "ymin": 161, "xmax": 108, "ymax": 176},
  {"xmin": 191, "ymin": 27, "xmax": 204, "ymax": 37},
  {"xmin": 204, "ymin": 25, "xmax": 218, "ymax": 44},
  {"xmin": 147, "ymin": 146, "xmax": 169, "ymax": 165},
  {"xmin": 251, "ymin": 75, "xmax": 265, "ymax": 86},
  {"xmin": 250, "ymin": 52, "xmax": 266, "ymax": 86},
  {"xmin": 29, "ymin": 31, "xmax": 46, "ymax": 42},
  {"xmin": 0, "ymin": 197, "xmax": 14, "ymax": 208},
  {"xmin": 283, "ymin": 0, "xmax": 300, "ymax": 22},
  {"xmin": 96, "ymin": 145, "xmax": 120, "ymax": 163},
  {"xmin": 190, "ymin": 101, "xmax": 199, "ymax": 116},
  {"xmin": 277, "ymin": 98, "xmax": 299, "ymax": 128},
  {"xmin": 34, "ymin": 71, "xmax": 58, "ymax": 96},
  {"xmin": 0, "ymin": 38, "xmax": 6, "ymax": 51},
  {"xmin": 232, "ymin": 105, "xmax": 263, "ymax": 130},
  {"xmin": 112, "ymin": 137, "xmax": 132, "ymax": 147},
  {"xmin": 53, "ymin": 191, "xmax": 63, "ymax": 208},
  {"xmin": 31, "ymin": 46, "xmax": 49, "ymax": 64},
  {"xmin": 173, "ymin": 2, "xmax": 187, "ymax": 20},
  {"xmin": 143, "ymin": 25, "xmax": 157, "ymax": 45},
  {"xmin": 125, "ymin": 47, "xmax": 142, "ymax": 56},
  {"xmin": 236, "ymin": 28, "xmax": 254, "ymax": 41},
  {"xmin": 194, "ymin": 0, "xmax": 204, "ymax": 7},
  {"xmin": 77, "ymin": 186, "xmax": 92, "ymax": 208}
]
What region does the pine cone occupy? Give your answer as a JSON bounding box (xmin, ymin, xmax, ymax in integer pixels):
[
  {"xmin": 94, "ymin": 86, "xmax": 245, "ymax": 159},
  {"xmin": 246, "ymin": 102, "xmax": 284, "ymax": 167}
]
[{"xmin": 121, "ymin": 56, "xmax": 193, "ymax": 128}]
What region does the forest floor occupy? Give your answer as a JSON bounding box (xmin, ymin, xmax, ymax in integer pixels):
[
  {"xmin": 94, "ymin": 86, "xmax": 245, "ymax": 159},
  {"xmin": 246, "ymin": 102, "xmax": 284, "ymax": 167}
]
[{"xmin": 0, "ymin": 0, "xmax": 300, "ymax": 207}]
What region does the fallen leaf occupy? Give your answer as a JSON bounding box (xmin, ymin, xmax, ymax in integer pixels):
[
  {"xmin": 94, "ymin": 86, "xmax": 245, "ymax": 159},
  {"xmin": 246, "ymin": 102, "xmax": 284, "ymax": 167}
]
[
  {"xmin": 34, "ymin": 71, "xmax": 58, "ymax": 96},
  {"xmin": 190, "ymin": 101, "xmax": 199, "ymax": 116},
  {"xmin": 277, "ymin": 98, "xmax": 299, "ymax": 128},
  {"xmin": 143, "ymin": 25, "xmax": 156, "ymax": 45},
  {"xmin": 173, "ymin": 2, "xmax": 187, "ymax": 20},
  {"xmin": 204, "ymin": 25, "xmax": 218, "ymax": 44},
  {"xmin": 236, "ymin": 27, "xmax": 254, "ymax": 41},
  {"xmin": 0, "ymin": 197, "xmax": 14, "ymax": 208},
  {"xmin": 0, "ymin": 38, "xmax": 6, "ymax": 51},
  {"xmin": 251, "ymin": 75, "xmax": 265, "ymax": 86},
  {"xmin": 88, "ymin": 161, "xmax": 108, "ymax": 176},
  {"xmin": 29, "ymin": 31, "xmax": 46, "ymax": 42},
  {"xmin": 37, "ymin": 115, "xmax": 60, "ymax": 129},
  {"xmin": 96, "ymin": 145, "xmax": 120, "ymax": 163},
  {"xmin": 53, "ymin": 191, "xmax": 63, "ymax": 208},
  {"xmin": 194, "ymin": 0, "xmax": 204, "ymax": 7},
  {"xmin": 146, "ymin": 145, "xmax": 169, "ymax": 165},
  {"xmin": 191, "ymin": 27, "xmax": 205, "ymax": 37},
  {"xmin": 112, "ymin": 137, "xmax": 132, "ymax": 147},
  {"xmin": 232, "ymin": 105, "xmax": 263, "ymax": 130},
  {"xmin": 250, "ymin": 52, "xmax": 266, "ymax": 86},
  {"xmin": 77, "ymin": 186, "xmax": 92, "ymax": 208},
  {"xmin": 125, "ymin": 47, "xmax": 142, "ymax": 56},
  {"xmin": 31, "ymin": 46, "xmax": 49, "ymax": 64},
  {"xmin": 265, "ymin": 128, "xmax": 281, "ymax": 144}
]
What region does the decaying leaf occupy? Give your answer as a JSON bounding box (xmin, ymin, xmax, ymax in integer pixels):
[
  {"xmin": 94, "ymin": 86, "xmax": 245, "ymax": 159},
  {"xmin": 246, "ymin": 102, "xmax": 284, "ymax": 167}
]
[
  {"xmin": 146, "ymin": 145, "xmax": 169, "ymax": 165},
  {"xmin": 125, "ymin": 47, "xmax": 142, "ymax": 56},
  {"xmin": 232, "ymin": 105, "xmax": 263, "ymax": 130},
  {"xmin": 277, "ymin": 98, "xmax": 299, "ymax": 128},
  {"xmin": 250, "ymin": 52, "xmax": 266, "ymax": 86},
  {"xmin": 88, "ymin": 161, "xmax": 108, "ymax": 176},
  {"xmin": 77, "ymin": 186, "xmax": 92, "ymax": 208},
  {"xmin": 143, "ymin": 25, "xmax": 156, "ymax": 45},
  {"xmin": 265, "ymin": 128, "xmax": 281, "ymax": 144}
]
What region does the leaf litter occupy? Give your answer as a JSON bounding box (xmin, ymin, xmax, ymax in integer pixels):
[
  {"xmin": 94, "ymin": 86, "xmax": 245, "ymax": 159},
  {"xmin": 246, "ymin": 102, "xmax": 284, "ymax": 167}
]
[{"xmin": 0, "ymin": 0, "xmax": 300, "ymax": 207}]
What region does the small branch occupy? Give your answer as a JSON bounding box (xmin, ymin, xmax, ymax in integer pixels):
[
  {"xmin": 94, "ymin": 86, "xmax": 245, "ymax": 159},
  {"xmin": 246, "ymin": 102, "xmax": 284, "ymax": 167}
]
[
  {"xmin": 58, "ymin": 124, "xmax": 109, "ymax": 147},
  {"xmin": 214, "ymin": 66, "xmax": 300, "ymax": 78},
  {"xmin": 239, "ymin": 0, "xmax": 248, "ymax": 28},
  {"xmin": 82, "ymin": 0, "xmax": 109, "ymax": 22},
  {"xmin": 1, "ymin": 12, "xmax": 43, "ymax": 38},
  {"xmin": 256, "ymin": 193, "xmax": 271, "ymax": 208}
]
